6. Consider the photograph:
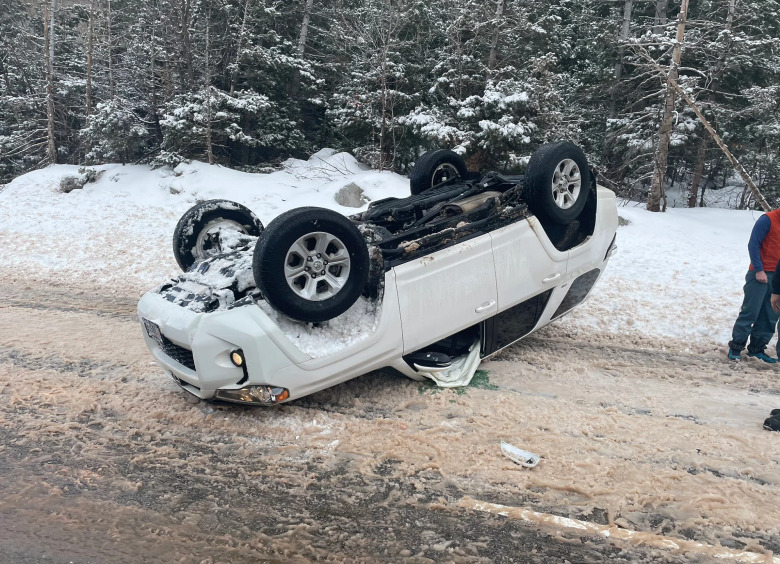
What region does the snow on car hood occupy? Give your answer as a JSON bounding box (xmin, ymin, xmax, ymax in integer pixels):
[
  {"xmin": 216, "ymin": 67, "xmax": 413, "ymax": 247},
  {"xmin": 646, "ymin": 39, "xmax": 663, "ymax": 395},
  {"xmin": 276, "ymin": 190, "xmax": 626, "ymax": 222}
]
[{"xmin": 256, "ymin": 297, "xmax": 382, "ymax": 358}]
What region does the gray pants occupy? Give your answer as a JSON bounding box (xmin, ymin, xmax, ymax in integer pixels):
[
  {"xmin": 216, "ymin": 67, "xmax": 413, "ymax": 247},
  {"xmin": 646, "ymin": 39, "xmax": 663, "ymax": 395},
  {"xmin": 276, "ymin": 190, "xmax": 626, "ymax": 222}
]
[{"xmin": 729, "ymin": 270, "xmax": 780, "ymax": 355}]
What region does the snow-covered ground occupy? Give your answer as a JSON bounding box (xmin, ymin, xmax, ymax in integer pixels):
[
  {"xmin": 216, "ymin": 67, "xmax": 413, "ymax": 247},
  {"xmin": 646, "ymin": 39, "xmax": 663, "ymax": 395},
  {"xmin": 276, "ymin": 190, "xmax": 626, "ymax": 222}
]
[{"xmin": 0, "ymin": 151, "xmax": 767, "ymax": 352}]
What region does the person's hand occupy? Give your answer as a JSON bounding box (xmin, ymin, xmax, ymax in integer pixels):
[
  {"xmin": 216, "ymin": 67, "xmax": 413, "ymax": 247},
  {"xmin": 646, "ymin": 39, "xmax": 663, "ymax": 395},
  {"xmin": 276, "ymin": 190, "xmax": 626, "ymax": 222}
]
[
  {"xmin": 757, "ymin": 270, "xmax": 768, "ymax": 283},
  {"xmin": 772, "ymin": 293, "xmax": 780, "ymax": 312}
]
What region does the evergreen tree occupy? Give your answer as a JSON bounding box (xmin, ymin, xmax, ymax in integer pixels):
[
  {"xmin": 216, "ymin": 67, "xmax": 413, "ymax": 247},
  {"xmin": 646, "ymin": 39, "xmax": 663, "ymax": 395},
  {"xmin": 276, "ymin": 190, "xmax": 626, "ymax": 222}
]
[{"xmin": 0, "ymin": 0, "xmax": 777, "ymax": 211}]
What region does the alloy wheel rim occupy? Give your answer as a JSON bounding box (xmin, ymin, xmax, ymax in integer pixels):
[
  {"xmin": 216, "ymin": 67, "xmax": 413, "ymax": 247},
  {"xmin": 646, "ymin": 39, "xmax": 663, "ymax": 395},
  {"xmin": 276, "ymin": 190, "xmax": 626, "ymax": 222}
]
[
  {"xmin": 551, "ymin": 158, "xmax": 582, "ymax": 210},
  {"xmin": 284, "ymin": 231, "xmax": 351, "ymax": 301}
]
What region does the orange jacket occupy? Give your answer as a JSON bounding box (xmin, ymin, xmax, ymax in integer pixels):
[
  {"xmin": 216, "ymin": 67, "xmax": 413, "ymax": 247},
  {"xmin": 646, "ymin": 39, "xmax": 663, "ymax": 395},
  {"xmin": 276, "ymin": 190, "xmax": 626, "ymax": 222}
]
[{"xmin": 749, "ymin": 209, "xmax": 780, "ymax": 272}]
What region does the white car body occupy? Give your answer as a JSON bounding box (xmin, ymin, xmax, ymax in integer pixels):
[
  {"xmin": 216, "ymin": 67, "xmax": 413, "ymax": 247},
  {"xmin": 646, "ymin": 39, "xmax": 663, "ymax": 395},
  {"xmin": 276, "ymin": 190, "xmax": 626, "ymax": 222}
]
[{"xmin": 138, "ymin": 185, "xmax": 618, "ymax": 405}]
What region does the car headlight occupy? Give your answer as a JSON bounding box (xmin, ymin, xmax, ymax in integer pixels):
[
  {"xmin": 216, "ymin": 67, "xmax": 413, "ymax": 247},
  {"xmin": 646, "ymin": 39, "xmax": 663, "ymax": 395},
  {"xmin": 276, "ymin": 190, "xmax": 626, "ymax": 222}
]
[{"xmin": 215, "ymin": 386, "xmax": 290, "ymax": 405}]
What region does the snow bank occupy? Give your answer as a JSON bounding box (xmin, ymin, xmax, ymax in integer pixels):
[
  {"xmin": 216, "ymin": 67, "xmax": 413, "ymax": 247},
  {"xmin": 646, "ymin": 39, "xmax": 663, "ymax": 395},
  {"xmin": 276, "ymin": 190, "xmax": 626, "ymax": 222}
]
[
  {"xmin": 562, "ymin": 201, "xmax": 763, "ymax": 349},
  {"xmin": 0, "ymin": 154, "xmax": 769, "ymax": 351},
  {"xmin": 0, "ymin": 152, "xmax": 409, "ymax": 291}
]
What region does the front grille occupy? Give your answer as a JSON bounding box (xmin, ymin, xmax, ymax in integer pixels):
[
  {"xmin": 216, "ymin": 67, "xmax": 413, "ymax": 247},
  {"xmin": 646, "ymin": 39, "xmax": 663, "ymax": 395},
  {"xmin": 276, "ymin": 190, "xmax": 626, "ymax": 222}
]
[
  {"xmin": 159, "ymin": 335, "xmax": 196, "ymax": 371},
  {"xmin": 143, "ymin": 318, "xmax": 196, "ymax": 371}
]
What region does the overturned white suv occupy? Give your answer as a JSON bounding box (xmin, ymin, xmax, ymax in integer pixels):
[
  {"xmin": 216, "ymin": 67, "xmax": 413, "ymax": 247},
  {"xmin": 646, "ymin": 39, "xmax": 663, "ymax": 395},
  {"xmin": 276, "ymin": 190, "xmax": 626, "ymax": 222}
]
[{"xmin": 138, "ymin": 141, "xmax": 618, "ymax": 405}]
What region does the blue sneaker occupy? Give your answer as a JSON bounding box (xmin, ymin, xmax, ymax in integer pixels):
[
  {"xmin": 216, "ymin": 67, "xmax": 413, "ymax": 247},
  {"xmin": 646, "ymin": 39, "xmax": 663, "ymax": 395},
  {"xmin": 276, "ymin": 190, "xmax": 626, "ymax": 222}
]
[
  {"xmin": 747, "ymin": 351, "xmax": 778, "ymax": 364},
  {"xmin": 728, "ymin": 349, "xmax": 741, "ymax": 361}
]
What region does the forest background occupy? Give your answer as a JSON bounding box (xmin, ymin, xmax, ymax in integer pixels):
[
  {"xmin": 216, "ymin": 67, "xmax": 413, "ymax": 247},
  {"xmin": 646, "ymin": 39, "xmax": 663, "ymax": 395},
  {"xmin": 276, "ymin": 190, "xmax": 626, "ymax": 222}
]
[{"xmin": 1, "ymin": 0, "xmax": 779, "ymax": 210}]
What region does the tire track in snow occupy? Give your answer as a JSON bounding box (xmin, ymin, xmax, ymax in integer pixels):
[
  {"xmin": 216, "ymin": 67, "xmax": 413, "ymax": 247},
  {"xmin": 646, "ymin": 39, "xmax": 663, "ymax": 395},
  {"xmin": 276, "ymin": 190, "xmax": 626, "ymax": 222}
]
[
  {"xmin": 495, "ymin": 326, "xmax": 780, "ymax": 394},
  {"xmin": 0, "ymin": 285, "xmax": 139, "ymax": 320},
  {"xmin": 0, "ymin": 362, "xmax": 681, "ymax": 562},
  {"xmin": 0, "ymin": 347, "xmax": 127, "ymax": 379}
]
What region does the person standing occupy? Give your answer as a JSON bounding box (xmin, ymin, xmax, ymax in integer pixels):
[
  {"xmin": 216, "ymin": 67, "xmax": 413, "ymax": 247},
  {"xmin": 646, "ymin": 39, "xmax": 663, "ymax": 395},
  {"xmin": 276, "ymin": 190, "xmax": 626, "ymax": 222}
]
[{"xmin": 727, "ymin": 209, "xmax": 780, "ymax": 362}]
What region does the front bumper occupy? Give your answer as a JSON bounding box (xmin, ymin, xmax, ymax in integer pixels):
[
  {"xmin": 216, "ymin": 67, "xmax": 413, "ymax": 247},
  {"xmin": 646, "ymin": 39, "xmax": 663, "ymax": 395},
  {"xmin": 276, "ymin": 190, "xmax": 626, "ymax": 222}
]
[{"xmin": 138, "ymin": 291, "xmax": 309, "ymax": 401}]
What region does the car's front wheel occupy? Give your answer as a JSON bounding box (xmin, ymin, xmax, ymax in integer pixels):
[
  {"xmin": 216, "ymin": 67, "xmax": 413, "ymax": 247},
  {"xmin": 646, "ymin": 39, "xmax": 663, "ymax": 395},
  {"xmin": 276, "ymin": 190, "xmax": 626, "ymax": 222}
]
[
  {"xmin": 172, "ymin": 200, "xmax": 264, "ymax": 271},
  {"xmin": 409, "ymin": 149, "xmax": 468, "ymax": 195},
  {"xmin": 252, "ymin": 207, "xmax": 369, "ymax": 323},
  {"xmin": 523, "ymin": 141, "xmax": 592, "ymax": 225}
]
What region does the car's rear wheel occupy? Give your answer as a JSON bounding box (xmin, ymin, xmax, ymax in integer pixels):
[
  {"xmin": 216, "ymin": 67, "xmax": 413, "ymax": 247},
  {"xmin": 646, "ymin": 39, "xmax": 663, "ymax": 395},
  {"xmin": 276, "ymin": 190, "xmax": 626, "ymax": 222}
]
[
  {"xmin": 409, "ymin": 149, "xmax": 467, "ymax": 195},
  {"xmin": 523, "ymin": 141, "xmax": 592, "ymax": 225},
  {"xmin": 253, "ymin": 207, "xmax": 369, "ymax": 323},
  {"xmin": 172, "ymin": 200, "xmax": 264, "ymax": 271}
]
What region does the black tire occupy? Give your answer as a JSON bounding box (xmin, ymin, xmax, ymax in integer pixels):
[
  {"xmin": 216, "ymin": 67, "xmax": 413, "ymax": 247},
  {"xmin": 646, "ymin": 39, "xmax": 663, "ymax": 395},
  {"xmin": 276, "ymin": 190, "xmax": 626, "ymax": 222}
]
[
  {"xmin": 409, "ymin": 149, "xmax": 467, "ymax": 195},
  {"xmin": 172, "ymin": 200, "xmax": 264, "ymax": 271},
  {"xmin": 253, "ymin": 207, "xmax": 369, "ymax": 323},
  {"xmin": 523, "ymin": 141, "xmax": 592, "ymax": 225}
]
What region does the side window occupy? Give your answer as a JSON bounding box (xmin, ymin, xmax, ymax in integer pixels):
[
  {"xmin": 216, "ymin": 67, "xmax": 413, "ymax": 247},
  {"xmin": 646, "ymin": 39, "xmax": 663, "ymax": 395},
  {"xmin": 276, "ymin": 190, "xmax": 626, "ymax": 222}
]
[
  {"xmin": 551, "ymin": 268, "xmax": 601, "ymax": 319},
  {"xmin": 483, "ymin": 289, "xmax": 553, "ymax": 355}
]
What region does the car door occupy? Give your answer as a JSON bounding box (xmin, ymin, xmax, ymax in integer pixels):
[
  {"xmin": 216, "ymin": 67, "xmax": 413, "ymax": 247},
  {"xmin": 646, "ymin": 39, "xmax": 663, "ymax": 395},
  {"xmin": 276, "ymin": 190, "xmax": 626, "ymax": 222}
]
[
  {"xmin": 490, "ymin": 216, "xmax": 568, "ymax": 311},
  {"xmin": 393, "ymin": 234, "xmax": 498, "ymax": 353},
  {"xmin": 482, "ymin": 216, "xmax": 568, "ymax": 354}
]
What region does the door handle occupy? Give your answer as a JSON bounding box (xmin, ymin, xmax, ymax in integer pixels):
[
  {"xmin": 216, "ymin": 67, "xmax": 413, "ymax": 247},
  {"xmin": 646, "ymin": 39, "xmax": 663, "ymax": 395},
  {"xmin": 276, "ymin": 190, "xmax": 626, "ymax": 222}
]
[
  {"xmin": 475, "ymin": 300, "xmax": 496, "ymax": 313},
  {"xmin": 543, "ymin": 273, "xmax": 561, "ymax": 283}
]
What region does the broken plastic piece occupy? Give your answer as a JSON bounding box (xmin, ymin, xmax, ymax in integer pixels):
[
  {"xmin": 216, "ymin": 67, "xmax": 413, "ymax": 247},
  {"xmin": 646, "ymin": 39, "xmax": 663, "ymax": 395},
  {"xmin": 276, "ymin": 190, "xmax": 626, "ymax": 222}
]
[{"xmin": 501, "ymin": 441, "xmax": 540, "ymax": 468}]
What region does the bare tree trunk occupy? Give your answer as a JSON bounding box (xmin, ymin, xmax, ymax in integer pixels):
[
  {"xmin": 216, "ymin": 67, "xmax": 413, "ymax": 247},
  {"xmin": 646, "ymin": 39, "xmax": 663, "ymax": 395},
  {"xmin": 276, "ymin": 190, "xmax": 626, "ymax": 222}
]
[
  {"xmin": 205, "ymin": 1, "xmax": 214, "ymax": 165},
  {"xmin": 297, "ymin": 0, "xmax": 314, "ymax": 56},
  {"xmin": 43, "ymin": 0, "xmax": 57, "ymax": 164},
  {"xmin": 229, "ymin": 0, "xmax": 251, "ymax": 96},
  {"xmin": 455, "ymin": 23, "xmax": 464, "ymax": 101},
  {"xmin": 376, "ymin": 4, "xmax": 402, "ymax": 170},
  {"xmin": 291, "ymin": 0, "xmax": 314, "ymax": 98},
  {"xmin": 0, "ymin": 56, "xmax": 12, "ymax": 92},
  {"xmin": 653, "ymin": 0, "xmax": 668, "ymax": 34},
  {"xmin": 107, "ymin": 0, "xmax": 114, "ymax": 98},
  {"xmin": 175, "ymin": 0, "xmax": 194, "ymax": 88},
  {"xmin": 688, "ymin": 136, "xmax": 707, "ymax": 207},
  {"xmin": 149, "ymin": 2, "xmax": 163, "ymax": 144},
  {"xmin": 183, "ymin": 0, "xmax": 194, "ymax": 86},
  {"xmin": 639, "ymin": 43, "xmax": 771, "ymax": 212},
  {"xmin": 379, "ymin": 63, "xmax": 388, "ymax": 169},
  {"xmin": 647, "ymin": 0, "xmax": 688, "ymax": 212},
  {"xmin": 687, "ymin": 0, "xmax": 736, "ymax": 208},
  {"xmin": 700, "ymin": 158, "xmax": 720, "ymax": 207},
  {"xmin": 488, "ymin": 0, "xmax": 505, "ymax": 70},
  {"xmin": 614, "ymin": 0, "xmax": 633, "ymax": 81},
  {"xmin": 85, "ymin": 0, "xmax": 94, "ymax": 117},
  {"xmin": 162, "ymin": 32, "xmax": 174, "ymax": 100},
  {"xmin": 149, "ymin": 4, "xmax": 156, "ymax": 109}
]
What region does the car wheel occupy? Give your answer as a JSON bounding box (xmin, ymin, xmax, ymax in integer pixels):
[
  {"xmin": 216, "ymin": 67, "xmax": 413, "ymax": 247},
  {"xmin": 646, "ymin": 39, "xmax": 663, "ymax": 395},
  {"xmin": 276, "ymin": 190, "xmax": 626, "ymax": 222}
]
[
  {"xmin": 409, "ymin": 149, "xmax": 467, "ymax": 195},
  {"xmin": 523, "ymin": 141, "xmax": 592, "ymax": 225},
  {"xmin": 253, "ymin": 207, "xmax": 369, "ymax": 323},
  {"xmin": 172, "ymin": 200, "xmax": 264, "ymax": 271}
]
